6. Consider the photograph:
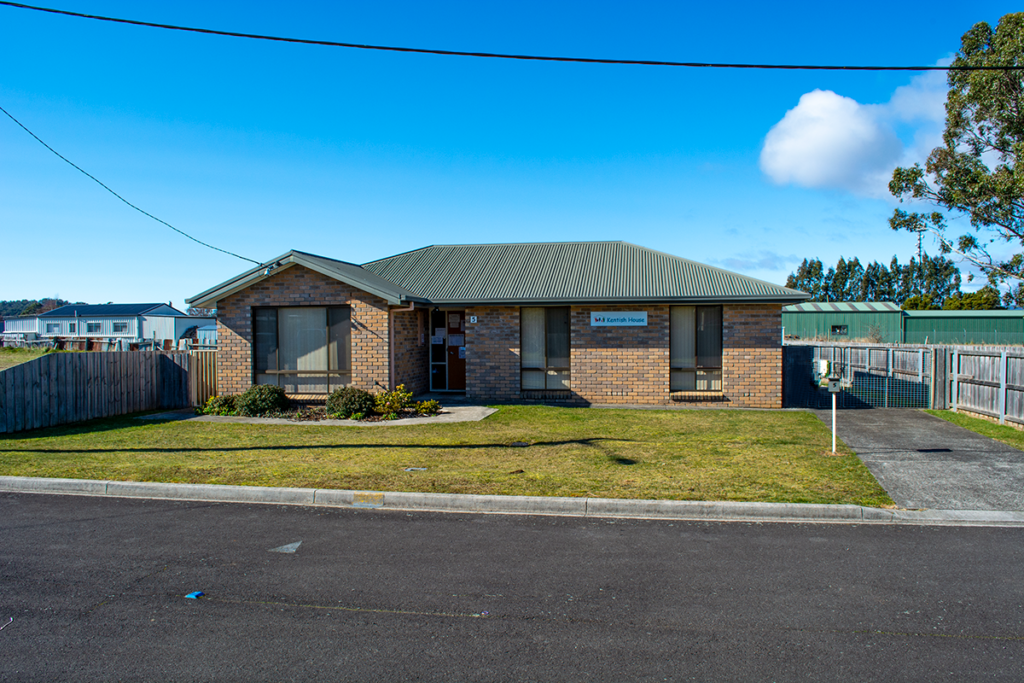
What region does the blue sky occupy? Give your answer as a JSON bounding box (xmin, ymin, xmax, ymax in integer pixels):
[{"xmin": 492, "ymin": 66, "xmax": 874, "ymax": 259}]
[{"xmin": 1, "ymin": 1, "xmax": 1018, "ymax": 310}]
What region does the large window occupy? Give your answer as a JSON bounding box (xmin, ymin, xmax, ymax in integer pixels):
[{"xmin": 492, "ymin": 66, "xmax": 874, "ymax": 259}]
[
  {"xmin": 670, "ymin": 306, "xmax": 722, "ymax": 392},
  {"xmin": 112, "ymin": 322, "xmax": 128, "ymax": 333},
  {"xmin": 46, "ymin": 323, "xmax": 59, "ymax": 334},
  {"xmin": 253, "ymin": 307, "xmax": 351, "ymax": 393},
  {"xmin": 86, "ymin": 322, "xmax": 101, "ymax": 334},
  {"xmin": 521, "ymin": 307, "xmax": 570, "ymax": 390}
]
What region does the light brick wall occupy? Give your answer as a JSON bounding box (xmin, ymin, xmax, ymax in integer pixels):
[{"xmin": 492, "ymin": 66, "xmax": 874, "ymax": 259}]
[
  {"xmin": 571, "ymin": 305, "xmax": 670, "ymax": 404},
  {"xmin": 722, "ymin": 304, "xmax": 783, "ymax": 408},
  {"xmin": 465, "ymin": 306, "xmax": 521, "ymax": 402},
  {"xmin": 393, "ymin": 308, "xmax": 429, "ymax": 394},
  {"xmin": 216, "ymin": 265, "xmax": 390, "ymax": 396},
  {"xmin": 463, "ymin": 303, "xmax": 783, "ymax": 407}
]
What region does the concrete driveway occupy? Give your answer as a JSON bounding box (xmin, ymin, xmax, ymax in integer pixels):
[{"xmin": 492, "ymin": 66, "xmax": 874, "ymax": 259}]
[{"xmin": 815, "ymin": 409, "xmax": 1024, "ymax": 511}]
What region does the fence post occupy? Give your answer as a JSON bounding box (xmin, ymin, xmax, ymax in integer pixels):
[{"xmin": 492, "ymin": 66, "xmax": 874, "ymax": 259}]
[
  {"xmin": 952, "ymin": 350, "xmax": 959, "ymax": 413},
  {"xmin": 885, "ymin": 348, "xmax": 892, "ymax": 408},
  {"xmin": 1000, "ymin": 350, "xmax": 1007, "ymax": 425}
]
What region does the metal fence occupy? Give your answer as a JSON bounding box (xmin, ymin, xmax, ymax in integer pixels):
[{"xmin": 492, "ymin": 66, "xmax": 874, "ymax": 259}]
[{"xmin": 784, "ymin": 344, "xmax": 935, "ymax": 409}]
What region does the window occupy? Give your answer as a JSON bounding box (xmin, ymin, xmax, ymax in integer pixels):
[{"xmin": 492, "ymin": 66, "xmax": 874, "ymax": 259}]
[
  {"xmin": 521, "ymin": 307, "xmax": 570, "ymax": 390},
  {"xmin": 112, "ymin": 322, "xmax": 128, "ymax": 334},
  {"xmin": 253, "ymin": 307, "xmax": 351, "ymax": 393},
  {"xmin": 46, "ymin": 323, "xmax": 59, "ymax": 334},
  {"xmin": 68, "ymin": 323, "xmax": 76, "ymax": 334},
  {"xmin": 830, "ymin": 325, "xmax": 848, "ymax": 336},
  {"xmin": 670, "ymin": 306, "xmax": 722, "ymax": 392},
  {"xmin": 86, "ymin": 322, "xmax": 101, "ymax": 334}
]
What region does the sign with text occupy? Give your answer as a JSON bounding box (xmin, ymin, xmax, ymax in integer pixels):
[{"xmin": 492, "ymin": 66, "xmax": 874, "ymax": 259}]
[{"xmin": 590, "ymin": 312, "xmax": 648, "ymax": 327}]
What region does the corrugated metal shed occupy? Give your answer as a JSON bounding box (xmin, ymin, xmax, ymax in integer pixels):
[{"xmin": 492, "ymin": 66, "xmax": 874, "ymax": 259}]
[
  {"xmin": 904, "ymin": 310, "xmax": 1024, "ymax": 345},
  {"xmin": 362, "ymin": 242, "xmax": 808, "ymax": 304},
  {"xmin": 782, "ymin": 301, "xmax": 903, "ymax": 342},
  {"xmin": 784, "ymin": 302, "xmax": 901, "ymax": 313}
]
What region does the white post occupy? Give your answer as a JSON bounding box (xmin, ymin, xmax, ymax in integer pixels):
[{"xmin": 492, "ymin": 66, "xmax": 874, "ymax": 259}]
[
  {"xmin": 952, "ymin": 350, "xmax": 959, "ymax": 412},
  {"xmin": 832, "ymin": 391, "xmax": 837, "ymax": 454}
]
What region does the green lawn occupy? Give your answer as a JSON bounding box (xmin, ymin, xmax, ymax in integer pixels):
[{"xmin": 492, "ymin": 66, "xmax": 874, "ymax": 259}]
[
  {"xmin": 0, "ymin": 347, "xmax": 51, "ymax": 371},
  {"xmin": 0, "ymin": 405, "xmax": 893, "ymax": 506},
  {"xmin": 926, "ymin": 409, "xmax": 1024, "ymax": 451}
]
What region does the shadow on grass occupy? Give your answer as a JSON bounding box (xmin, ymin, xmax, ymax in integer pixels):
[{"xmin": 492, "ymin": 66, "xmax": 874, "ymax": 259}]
[{"xmin": 0, "ymin": 437, "xmax": 635, "ymax": 454}]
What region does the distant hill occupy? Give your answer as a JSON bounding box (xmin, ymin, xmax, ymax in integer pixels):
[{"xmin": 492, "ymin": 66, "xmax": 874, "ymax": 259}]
[{"xmin": 0, "ymin": 299, "xmax": 83, "ymax": 318}]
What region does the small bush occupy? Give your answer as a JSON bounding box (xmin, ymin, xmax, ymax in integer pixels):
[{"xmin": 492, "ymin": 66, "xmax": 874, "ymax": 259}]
[
  {"xmin": 327, "ymin": 386, "xmax": 376, "ymax": 418},
  {"xmin": 236, "ymin": 384, "xmax": 289, "ymax": 417},
  {"xmin": 416, "ymin": 399, "xmax": 441, "ymax": 416},
  {"xmin": 374, "ymin": 384, "xmax": 413, "ymax": 416},
  {"xmin": 201, "ymin": 394, "xmax": 238, "ymax": 416},
  {"xmin": 349, "ymin": 412, "xmax": 365, "ymax": 421}
]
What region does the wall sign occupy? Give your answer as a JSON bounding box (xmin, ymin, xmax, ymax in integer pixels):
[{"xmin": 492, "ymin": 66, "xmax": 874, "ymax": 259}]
[{"xmin": 590, "ymin": 312, "xmax": 648, "ymax": 327}]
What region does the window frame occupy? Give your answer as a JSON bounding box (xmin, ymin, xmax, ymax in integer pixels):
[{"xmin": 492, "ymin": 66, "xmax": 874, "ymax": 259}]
[
  {"xmin": 86, "ymin": 322, "xmax": 102, "ymax": 334},
  {"xmin": 670, "ymin": 305, "xmax": 723, "ymax": 393},
  {"xmin": 112, "ymin": 322, "xmax": 128, "ymax": 334},
  {"xmin": 252, "ymin": 306, "xmax": 352, "ymax": 394},
  {"xmin": 520, "ymin": 306, "xmax": 571, "ymax": 391},
  {"xmin": 45, "ymin": 323, "xmax": 60, "ymax": 335}
]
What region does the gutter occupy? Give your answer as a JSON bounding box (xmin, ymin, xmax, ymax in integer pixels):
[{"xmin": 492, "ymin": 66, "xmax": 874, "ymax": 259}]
[{"xmin": 388, "ymin": 301, "xmax": 417, "ymax": 391}]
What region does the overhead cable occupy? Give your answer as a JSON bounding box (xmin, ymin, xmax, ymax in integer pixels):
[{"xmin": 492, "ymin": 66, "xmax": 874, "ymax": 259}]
[
  {"xmin": 0, "ymin": 1, "xmax": 1020, "ymax": 71},
  {"xmin": 0, "ymin": 103, "xmax": 261, "ymax": 265}
]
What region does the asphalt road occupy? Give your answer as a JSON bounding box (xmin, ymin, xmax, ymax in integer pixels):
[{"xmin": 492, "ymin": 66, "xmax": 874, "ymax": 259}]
[{"xmin": 3, "ymin": 493, "xmax": 1023, "ymax": 682}]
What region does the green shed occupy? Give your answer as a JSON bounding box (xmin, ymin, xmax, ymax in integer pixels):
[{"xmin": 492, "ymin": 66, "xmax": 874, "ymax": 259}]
[
  {"xmin": 903, "ymin": 310, "xmax": 1024, "ymax": 345},
  {"xmin": 782, "ymin": 302, "xmax": 903, "ymax": 343}
]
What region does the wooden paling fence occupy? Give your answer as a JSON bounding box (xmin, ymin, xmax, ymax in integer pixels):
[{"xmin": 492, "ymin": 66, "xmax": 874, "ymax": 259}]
[
  {"xmin": 950, "ymin": 349, "xmax": 1024, "ymax": 426},
  {"xmin": 189, "ymin": 350, "xmax": 217, "ymax": 408},
  {"xmin": 0, "ymin": 351, "xmax": 194, "ymax": 434}
]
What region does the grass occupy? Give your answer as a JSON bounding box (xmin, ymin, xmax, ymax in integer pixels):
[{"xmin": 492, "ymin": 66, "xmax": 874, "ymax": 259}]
[
  {"xmin": 0, "ymin": 347, "xmax": 51, "ymax": 371},
  {"xmin": 926, "ymin": 409, "xmax": 1024, "ymax": 450},
  {"xmin": 0, "ymin": 405, "xmax": 892, "ymax": 506}
]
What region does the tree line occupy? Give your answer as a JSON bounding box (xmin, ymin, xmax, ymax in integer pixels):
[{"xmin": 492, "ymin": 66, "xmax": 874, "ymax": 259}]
[
  {"xmin": 0, "ymin": 299, "xmax": 77, "ymax": 319},
  {"xmin": 785, "ymin": 255, "xmax": 1005, "ymax": 309}
]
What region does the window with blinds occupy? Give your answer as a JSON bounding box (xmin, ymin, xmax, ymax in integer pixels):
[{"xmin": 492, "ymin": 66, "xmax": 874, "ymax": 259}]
[
  {"xmin": 670, "ymin": 306, "xmax": 722, "ymax": 392},
  {"xmin": 253, "ymin": 306, "xmax": 351, "ymax": 393},
  {"xmin": 521, "ymin": 307, "xmax": 570, "ymax": 391}
]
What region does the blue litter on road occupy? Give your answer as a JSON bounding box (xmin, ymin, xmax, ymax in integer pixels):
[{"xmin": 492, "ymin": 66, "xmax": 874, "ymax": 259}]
[{"xmin": 185, "ymin": 592, "xmax": 205, "ymax": 599}]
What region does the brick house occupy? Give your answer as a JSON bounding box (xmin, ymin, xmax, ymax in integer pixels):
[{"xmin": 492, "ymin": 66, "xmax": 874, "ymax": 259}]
[{"xmin": 187, "ymin": 242, "xmax": 809, "ymax": 408}]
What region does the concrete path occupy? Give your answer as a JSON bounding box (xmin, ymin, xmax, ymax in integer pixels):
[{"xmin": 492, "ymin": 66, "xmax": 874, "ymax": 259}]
[
  {"xmin": 139, "ymin": 405, "xmax": 497, "ymax": 427},
  {"xmin": 816, "ymin": 408, "xmax": 1024, "ymax": 511}
]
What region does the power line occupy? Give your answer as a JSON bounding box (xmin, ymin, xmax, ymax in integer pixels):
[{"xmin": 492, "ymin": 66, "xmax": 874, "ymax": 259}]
[
  {"xmin": 0, "ymin": 102, "xmax": 261, "ymax": 265},
  {"xmin": 1, "ymin": 0, "xmax": 1019, "ymax": 72}
]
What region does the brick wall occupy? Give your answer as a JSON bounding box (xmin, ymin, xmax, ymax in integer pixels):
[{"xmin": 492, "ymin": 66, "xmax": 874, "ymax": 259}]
[
  {"xmin": 722, "ymin": 304, "xmax": 783, "ymax": 408},
  {"xmin": 571, "ymin": 305, "xmax": 670, "ymax": 404},
  {"xmin": 465, "ymin": 306, "xmax": 521, "ymax": 402},
  {"xmin": 392, "ymin": 308, "xmax": 429, "ymax": 394},
  {"xmin": 216, "ymin": 265, "xmax": 390, "ymax": 396},
  {"xmin": 462, "ymin": 303, "xmax": 782, "ymax": 407}
]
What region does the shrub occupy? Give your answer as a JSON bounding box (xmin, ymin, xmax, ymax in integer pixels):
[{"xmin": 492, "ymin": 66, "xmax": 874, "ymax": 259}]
[
  {"xmin": 201, "ymin": 394, "xmax": 238, "ymax": 416},
  {"xmin": 374, "ymin": 384, "xmax": 413, "ymax": 416},
  {"xmin": 326, "ymin": 386, "xmax": 376, "ymax": 418},
  {"xmin": 416, "ymin": 399, "xmax": 441, "ymax": 416},
  {"xmin": 236, "ymin": 384, "xmax": 289, "ymax": 417},
  {"xmin": 349, "ymin": 412, "xmax": 365, "ymax": 421}
]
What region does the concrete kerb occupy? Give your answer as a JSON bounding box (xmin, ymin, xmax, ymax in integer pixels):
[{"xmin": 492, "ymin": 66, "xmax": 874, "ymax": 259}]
[{"xmin": 3, "ymin": 476, "xmax": 1024, "ymax": 526}]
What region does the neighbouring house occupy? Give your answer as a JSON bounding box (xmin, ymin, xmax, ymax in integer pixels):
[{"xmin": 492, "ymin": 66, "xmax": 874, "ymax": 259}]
[
  {"xmin": 187, "ymin": 242, "xmax": 809, "ymax": 407},
  {"xmin": 1, "ymin": 303, "xmax": 215, "ymax": 350}
]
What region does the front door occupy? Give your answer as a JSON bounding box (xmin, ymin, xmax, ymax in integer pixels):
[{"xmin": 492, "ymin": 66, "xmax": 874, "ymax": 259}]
[{"xmin": 429, "ymin": 310, "xmax": 466, "ymax": 391}]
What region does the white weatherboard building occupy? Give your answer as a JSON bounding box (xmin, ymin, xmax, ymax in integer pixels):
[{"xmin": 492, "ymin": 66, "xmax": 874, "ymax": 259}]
[{"xmin": 2, "ymin": 303, "xmax": 215, "ymax": 349}]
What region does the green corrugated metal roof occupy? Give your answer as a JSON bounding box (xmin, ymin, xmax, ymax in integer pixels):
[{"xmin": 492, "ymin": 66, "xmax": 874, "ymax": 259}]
[
  {"xmin": 903, "ymin": 309, "xmax": 1024, "ymax": 318},
  {"xmin": 783, "ymin": 301, "xmax": 901, "ymax": 313},
  {"xmin": 362, "ymin": 242, "xmax": 808, "ymax": 304}
]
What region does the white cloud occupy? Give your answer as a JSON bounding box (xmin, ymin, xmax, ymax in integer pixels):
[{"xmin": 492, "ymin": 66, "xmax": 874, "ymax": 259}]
[{"xmin": 759, "ymin": 64, "xmax": 951, "ymax": 197}]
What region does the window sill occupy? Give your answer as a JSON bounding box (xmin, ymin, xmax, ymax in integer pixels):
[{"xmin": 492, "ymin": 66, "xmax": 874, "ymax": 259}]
[{"xmin": 670, "ymin": 391, "xmax": 727, "ymax": 403}]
